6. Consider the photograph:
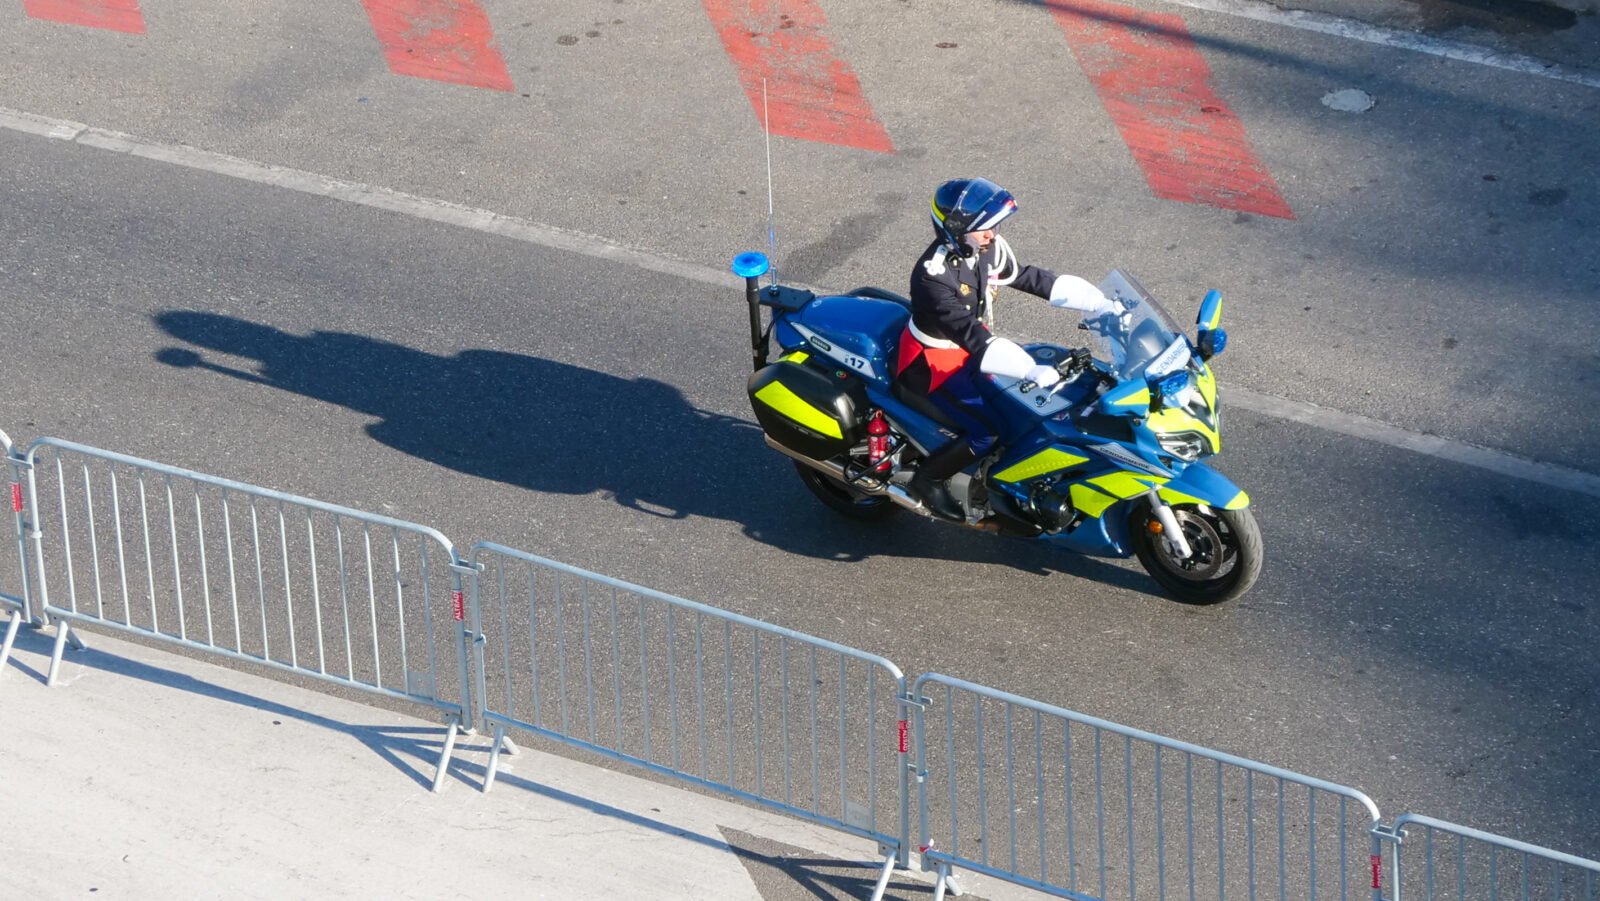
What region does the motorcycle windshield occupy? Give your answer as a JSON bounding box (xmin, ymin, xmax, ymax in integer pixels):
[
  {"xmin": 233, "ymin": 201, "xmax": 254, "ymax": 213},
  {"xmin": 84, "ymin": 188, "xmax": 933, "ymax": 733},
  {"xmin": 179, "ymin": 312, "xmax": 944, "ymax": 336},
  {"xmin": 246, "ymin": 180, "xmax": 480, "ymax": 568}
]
[{"xmin": 1086, "ymin": 270, "xmax": 1189, "ymax": 381}]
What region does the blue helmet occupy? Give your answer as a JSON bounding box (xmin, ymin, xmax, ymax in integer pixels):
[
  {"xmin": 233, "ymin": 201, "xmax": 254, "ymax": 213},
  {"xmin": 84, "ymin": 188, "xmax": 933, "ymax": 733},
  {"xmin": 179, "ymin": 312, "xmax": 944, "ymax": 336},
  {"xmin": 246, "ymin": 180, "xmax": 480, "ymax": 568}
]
[{"xmin": 931, "ymin": 178, "xmax": 1017, "ymax": 251}]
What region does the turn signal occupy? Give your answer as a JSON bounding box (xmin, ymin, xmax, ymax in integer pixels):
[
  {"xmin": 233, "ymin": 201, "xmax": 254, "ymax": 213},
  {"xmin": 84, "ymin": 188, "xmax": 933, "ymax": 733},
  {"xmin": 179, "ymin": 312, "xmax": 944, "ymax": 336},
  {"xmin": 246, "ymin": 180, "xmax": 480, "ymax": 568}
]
[{"xmin": 1148, "ymin": 520, "xmax": 1164, "ymax": 534}]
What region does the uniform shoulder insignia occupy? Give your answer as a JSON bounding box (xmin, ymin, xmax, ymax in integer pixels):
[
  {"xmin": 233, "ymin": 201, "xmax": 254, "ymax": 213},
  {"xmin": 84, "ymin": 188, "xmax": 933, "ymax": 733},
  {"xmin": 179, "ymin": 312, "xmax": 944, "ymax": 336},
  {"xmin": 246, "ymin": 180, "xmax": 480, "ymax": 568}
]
[{"xmin": 922, "ymin": 253, "xmax": 948, "ymax": 277}]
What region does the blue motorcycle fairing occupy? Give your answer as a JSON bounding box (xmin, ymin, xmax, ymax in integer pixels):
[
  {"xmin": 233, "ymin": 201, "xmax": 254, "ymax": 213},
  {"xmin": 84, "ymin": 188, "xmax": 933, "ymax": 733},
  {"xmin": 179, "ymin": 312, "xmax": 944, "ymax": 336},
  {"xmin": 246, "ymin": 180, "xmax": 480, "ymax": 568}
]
[
  {"xmin": 1048, "ymin": 510, "xmax": 1131, "ymax": 558},
  {"xmin": 772, "ymin": 318, "xmax": 805, "ymax": 354},
  {"xmin": 1156, "ymin": 460, "xmax": 1249, "ymax": 511},
  {"xmin": 1019, "ymin": 461, "xmax": 1244, "ymax": 558},
  {"xmin": 784, "ymin": 296, "xmax": 908, "ymax": 388}
]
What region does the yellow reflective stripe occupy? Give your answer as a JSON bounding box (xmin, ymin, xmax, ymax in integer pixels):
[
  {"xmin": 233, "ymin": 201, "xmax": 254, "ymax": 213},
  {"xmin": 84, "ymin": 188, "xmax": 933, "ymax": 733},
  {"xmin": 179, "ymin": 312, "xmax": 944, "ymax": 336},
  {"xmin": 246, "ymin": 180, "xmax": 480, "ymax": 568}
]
[
  {"xmin": 1195, "ymin": 366, "xmax": 1217, "ymax": 408},
  {"xmin": 931, "ymin": 199, "xmax": 946, "ymax": 222},
  {"xmin": 1070, "ymin": 484, "xmax": 1118, "ymax": 519},
  {"xmin": 1155, "ymin": 486, "xmax": 1247, "ymax": 509},
  {"xmin": 753, "ymin": 381, "xmax": 842, "ymax": 439},
  {"xmin": 1088, "ymin": 471, "xmax": 1168, "ymax": 499},
  {"xmin": 1204, "ymin": 299, "xmax": 1222, "ymax": 330},
  {"xmin": 1157, "ymin": 486, "xmax": 1206, "ymax": 506},
  {"xmin": 1148, "ymin": 409, "xmax": 1221, "ymax": 454},
  {"xmin": 993, "ymin": 448, "xmax": 1090, "ymax": 482},
  {"xmin": 780, "ymin": 350, "xmax": 810, "ymax": 364},
  {"xmin": 1112, "ymin": 387, "xmax": 1151, "ymax": 407}
]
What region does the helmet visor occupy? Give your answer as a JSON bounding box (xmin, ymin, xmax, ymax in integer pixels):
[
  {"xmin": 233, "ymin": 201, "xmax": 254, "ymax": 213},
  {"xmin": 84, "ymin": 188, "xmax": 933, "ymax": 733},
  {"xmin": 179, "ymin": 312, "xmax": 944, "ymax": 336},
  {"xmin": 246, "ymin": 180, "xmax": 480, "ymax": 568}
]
[{"xmin": 939, "ymin": 178, "xmax": 1016, "ymax": 235}]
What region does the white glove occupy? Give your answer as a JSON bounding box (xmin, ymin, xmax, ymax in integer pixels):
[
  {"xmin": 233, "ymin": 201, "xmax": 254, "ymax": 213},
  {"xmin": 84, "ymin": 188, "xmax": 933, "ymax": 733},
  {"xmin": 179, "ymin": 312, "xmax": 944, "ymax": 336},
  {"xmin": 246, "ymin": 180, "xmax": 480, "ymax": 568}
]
[
  {"xmin": 980, "ymin": 339, "xmax": 1061, "ymax": 388},
  {"xmin": 1025, "ymin": 364, "xmax": 1061, "ymax": 389},
  {"xmin": 1048, "ymin": 275, "xmax": 1117, "ymax": 316},
  {"xmin": 978, "ymin": 337, "xmax": 1036, "ymax": 381}
]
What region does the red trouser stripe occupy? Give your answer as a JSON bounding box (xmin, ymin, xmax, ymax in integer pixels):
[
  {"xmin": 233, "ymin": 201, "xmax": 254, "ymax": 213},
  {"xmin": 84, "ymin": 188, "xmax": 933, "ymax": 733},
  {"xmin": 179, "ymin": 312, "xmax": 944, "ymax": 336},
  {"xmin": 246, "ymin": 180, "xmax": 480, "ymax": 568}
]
[
  {"xmin": 1049, "ymin": 0, "xmax": 1294, "ymax": 220},
  {"xmin": 22, "ymin": 0, "xmax": 145, "ymax": 33},
  {"xmin": 360, "ymin": 0, "xmax": 513, "ymax": 91},
  {"xmin": 700, "ymin": 0, "xmax": 893, "ymax": 154}
]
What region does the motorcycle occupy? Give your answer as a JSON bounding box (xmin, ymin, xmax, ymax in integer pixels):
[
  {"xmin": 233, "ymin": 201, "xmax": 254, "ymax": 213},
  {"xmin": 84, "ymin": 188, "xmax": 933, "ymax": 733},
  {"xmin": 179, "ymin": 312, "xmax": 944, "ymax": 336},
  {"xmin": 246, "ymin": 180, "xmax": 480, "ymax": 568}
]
[{"xmin": 732, "ymin": 251, "xmax": 1262, "ymax": 604}]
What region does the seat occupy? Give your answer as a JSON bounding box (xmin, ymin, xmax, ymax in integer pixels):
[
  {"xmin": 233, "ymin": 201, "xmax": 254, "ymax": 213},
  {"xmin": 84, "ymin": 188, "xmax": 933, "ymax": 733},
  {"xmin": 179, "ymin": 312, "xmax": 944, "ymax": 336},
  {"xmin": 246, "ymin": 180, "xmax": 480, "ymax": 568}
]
[{"xmin": 847, "ymin": 286, "xmax": 912, "ymax": 309}]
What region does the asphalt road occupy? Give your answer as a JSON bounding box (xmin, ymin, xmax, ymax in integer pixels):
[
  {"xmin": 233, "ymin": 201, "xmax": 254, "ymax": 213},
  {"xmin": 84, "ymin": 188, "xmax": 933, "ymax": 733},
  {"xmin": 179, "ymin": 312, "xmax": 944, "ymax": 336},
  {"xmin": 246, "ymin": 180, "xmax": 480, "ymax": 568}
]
[
  {"xmin": 4, "ymin": 0, "xmax": 1600, "ymax": 470},
  {"xmin": 2, "ymin": 0, "xmax": 1598, "ymax": 886},
  {"xmin": 3, "ymin": 121, "xmax": 1597, "ymax": 849}
]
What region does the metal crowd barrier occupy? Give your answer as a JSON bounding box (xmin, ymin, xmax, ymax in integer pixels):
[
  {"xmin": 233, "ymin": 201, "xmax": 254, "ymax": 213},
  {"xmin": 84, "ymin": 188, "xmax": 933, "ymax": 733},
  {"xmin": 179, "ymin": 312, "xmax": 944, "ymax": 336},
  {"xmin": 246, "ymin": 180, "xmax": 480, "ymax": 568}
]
[
  {"xmin": 465, "ymin": 542, "xmax": 914, "ymax": 901},
  {"xmin": 4, "ymin": 428, "xmax": 1597, "ymax": 899},
  {"xmin": 0, "ymin": 429, "xmax": 31, "ymax": 672},
  {"xmin": 20, "ymin": 437, "xmax": 474, "ymax": 790},
  {"xmin": 1384, "ymin": 814, "xmax": 1599, "ymax": 901},
  {"xmin": 912, "ymin": 673, "xmax": 1386, "ymax": 901}
]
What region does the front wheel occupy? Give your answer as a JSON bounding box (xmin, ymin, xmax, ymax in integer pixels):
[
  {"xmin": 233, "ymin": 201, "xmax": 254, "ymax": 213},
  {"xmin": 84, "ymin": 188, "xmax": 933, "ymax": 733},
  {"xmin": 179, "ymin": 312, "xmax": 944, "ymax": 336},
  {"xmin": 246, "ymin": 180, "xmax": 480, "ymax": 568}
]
[
  {"xmin": 1131, "ymin": 502, "xmax": 1262, "ymax": 604},
  {"xmin": 792, "ymin": 461, "xmax": 903, "ymax": 521}
]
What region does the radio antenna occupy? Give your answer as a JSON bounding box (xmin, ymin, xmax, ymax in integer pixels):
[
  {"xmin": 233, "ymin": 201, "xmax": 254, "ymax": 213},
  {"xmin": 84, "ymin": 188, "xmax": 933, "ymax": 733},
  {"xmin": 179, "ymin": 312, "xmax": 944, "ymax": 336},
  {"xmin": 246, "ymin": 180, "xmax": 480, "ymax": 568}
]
[{"xmin": 763, "ymin": 78, "xmax": 777, "ymax": 288}]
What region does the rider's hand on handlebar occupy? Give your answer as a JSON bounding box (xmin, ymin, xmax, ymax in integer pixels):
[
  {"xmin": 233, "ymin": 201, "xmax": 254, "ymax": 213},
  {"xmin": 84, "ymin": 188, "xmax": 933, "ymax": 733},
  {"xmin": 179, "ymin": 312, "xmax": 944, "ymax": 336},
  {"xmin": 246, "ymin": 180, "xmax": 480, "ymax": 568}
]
[{"xmin": 1025, "ymin": 364, "xmax": 1061, "ymax": 389}]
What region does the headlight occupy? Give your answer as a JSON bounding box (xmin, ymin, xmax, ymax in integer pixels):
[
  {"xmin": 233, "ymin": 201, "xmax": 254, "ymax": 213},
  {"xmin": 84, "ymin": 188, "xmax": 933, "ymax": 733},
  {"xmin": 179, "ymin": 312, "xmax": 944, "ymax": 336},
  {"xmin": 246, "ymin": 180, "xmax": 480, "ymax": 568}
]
[{"xmin": 1158, "ymin": 431, "xmax": 1208, "ymax": 462}]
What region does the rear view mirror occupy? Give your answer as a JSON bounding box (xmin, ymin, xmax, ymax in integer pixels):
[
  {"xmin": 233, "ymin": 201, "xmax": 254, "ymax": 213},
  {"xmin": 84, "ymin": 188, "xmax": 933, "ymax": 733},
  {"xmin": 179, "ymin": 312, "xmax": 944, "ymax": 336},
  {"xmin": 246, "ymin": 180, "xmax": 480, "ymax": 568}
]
[{"xmin": 1196, "ymin": 289, "xmax": 1225, "ymax": 360}]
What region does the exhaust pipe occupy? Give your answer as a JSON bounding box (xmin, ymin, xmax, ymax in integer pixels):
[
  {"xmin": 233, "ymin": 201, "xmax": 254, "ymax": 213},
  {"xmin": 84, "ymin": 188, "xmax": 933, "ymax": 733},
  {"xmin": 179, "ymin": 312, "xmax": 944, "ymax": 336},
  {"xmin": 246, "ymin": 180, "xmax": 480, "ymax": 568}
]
[{"xmin": 763, "ymin": 436, "xmax": 930, "ymax": 515}]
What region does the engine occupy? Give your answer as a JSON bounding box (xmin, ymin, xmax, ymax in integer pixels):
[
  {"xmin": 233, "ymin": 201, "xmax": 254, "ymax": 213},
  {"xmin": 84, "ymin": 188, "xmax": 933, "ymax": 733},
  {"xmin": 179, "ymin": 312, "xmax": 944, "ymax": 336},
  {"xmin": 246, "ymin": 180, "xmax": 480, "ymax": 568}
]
[{"xmin": 1023, "ymin": 476, "xmax": 1079, "ymax": 533}]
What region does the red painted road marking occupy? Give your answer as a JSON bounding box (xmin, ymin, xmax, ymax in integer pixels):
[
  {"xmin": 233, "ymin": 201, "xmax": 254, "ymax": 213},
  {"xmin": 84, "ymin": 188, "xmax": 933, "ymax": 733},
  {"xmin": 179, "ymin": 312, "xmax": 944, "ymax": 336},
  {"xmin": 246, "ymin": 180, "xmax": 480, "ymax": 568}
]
[
  {"xmin": 1048, "ymin": 0, "xmax": 1294, "ymax": 219},
  {"xmin": 22, "ymin": 0, "xmax": 145, "ymax": 33},
  {"xmin": 701, "ymin": 0, "xmax": 893, "ymax": 154},
  {"xmin": 360, "ymin": 0, "xmax": 512, "ymax": 91}
]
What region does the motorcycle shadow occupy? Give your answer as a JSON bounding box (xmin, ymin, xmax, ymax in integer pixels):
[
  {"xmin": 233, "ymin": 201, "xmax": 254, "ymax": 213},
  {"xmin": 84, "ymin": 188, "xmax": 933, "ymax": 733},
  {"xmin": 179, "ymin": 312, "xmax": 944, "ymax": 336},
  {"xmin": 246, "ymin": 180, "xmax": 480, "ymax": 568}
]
[{"xmin": 152, "ymin": 311, "xmax": 1155, "ymax": 593}]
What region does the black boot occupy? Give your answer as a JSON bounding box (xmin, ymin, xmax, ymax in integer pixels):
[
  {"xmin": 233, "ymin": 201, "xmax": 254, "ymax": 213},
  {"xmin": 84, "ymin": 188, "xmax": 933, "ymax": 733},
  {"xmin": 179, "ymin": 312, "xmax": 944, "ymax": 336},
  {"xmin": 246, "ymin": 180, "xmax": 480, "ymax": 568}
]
[{"xmin": 907, "ymin": 441, "xmax": 980, "ymax": 522}]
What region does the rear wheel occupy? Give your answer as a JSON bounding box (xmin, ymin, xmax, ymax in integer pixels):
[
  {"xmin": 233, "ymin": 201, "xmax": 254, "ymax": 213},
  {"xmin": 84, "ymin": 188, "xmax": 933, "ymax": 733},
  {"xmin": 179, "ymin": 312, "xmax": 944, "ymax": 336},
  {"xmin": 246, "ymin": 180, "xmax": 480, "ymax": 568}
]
[
  {"xmin": 1131, "ymin": 502, "xmax": 1262, "ymax": 604},
  {"xmin": 793, "ymin": 461, "xmax": 902, "ymax": 521}
]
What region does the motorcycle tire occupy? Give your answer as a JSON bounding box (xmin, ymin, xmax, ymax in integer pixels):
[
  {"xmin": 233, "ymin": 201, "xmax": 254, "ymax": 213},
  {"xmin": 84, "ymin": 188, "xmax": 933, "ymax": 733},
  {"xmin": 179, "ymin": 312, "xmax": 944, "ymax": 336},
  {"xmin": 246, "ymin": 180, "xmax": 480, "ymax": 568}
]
[
  {"xmin": 792, "ymin": 461, "xmax": 902, "ymax": 521},
  {"xmin": 1131, "ymin": 501, "xmax": 1262, "ymax": 604}
]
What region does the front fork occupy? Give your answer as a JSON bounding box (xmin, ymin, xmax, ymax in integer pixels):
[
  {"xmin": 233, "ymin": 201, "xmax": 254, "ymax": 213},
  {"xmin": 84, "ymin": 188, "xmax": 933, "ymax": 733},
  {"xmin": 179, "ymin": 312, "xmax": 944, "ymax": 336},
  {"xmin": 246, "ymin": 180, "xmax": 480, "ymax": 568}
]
[{"xmin": 1144, "ymin": 489, "xmax": 1194, "ymax": 558}]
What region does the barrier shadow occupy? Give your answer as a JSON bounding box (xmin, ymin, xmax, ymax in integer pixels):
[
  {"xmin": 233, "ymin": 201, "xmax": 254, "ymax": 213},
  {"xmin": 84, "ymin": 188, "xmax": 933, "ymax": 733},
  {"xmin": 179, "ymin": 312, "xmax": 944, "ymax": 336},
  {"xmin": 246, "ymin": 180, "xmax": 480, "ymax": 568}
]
[
  {"xmin": 3, "ymin": 623, "xmax": 452, "ymax": 791},
  {"xmin": 151, "ymin": 311, "xmax": 1159, "ymax": 596},
  {"xmin": 719, "ymin": 825, "xmax": 956, "ymax": 901},
  {"xmin": 2, "ymin": 625, "xmax": 916, "ymax": 885}
]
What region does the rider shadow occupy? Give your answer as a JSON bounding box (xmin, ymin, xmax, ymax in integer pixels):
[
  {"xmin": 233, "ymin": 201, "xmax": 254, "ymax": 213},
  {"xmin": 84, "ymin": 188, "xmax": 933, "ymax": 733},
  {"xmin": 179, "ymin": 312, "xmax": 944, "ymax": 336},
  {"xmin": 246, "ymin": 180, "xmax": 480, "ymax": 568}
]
[{"xmin": 151, "ymin": 311, "xmax": 1155, "ymax": 594}]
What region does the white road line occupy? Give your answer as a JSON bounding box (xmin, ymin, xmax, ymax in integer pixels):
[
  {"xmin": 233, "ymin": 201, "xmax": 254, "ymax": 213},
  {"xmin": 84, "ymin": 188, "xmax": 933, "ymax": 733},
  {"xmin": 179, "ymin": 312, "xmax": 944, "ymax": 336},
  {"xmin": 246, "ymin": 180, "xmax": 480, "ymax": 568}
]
[
  {"xmin": 15, "ymin": 113, "xmax": 729, "ymax": 291},
  {"xmin": 1226, "ymin": 388, "xmax": 1600, "ymax": 498},
  {"xmin": 1158, "ymin": 0, "xmax": 1600, "ymax": 89},
  {"xmin": 5, "ymin": 106, "xmax": 1599, "ymax": 499}
]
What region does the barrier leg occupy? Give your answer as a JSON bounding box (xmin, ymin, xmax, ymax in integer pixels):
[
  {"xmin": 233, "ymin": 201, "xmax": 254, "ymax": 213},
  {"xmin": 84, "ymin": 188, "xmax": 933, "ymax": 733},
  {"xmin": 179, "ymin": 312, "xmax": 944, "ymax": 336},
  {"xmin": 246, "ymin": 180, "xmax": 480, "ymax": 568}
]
[
  {"xmin": 45, "ymin": 619, "xmax": 73, "ymax": 686},
  {"xmin": 868, "ymin": 851, "xmax": 895, "ymax": 901},
  {"xmin": 0, "ymin": 609, "xmax": 20, "ymax": 673},
  {"xmin": 483, "ymin": 723, "xmax": 507, "ymax": 794},
  {"xmin": 932, "ymin": 863, "xmax": 951, "ymax": 901},
  {"xmin": 431, "ymin": 717, "xmax": 460, "ymax": 793}
]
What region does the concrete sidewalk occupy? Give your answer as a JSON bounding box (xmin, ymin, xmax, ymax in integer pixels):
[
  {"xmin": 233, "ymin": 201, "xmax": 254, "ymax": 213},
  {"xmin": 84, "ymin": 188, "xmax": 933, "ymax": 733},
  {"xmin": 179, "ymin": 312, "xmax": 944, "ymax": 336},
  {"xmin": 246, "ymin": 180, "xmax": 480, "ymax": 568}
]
[{"xmin": 0, "ymin": 624, "xmax": 1015, "ymax": 901}]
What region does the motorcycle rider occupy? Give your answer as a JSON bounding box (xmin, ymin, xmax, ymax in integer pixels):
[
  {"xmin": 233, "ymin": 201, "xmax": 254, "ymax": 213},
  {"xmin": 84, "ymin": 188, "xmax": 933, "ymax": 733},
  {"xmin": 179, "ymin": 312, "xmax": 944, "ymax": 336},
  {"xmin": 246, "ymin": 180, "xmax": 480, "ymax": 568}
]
[{"xmin": 895, "ymin": 177, "xmax": 1117, "ymax": 521}]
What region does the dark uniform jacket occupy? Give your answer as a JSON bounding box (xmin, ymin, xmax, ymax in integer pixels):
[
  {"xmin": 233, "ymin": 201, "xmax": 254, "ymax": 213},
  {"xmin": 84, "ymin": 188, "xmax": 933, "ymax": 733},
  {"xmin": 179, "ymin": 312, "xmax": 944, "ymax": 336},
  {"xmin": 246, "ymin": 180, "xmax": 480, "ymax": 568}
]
[{"xmin": 895, "ymin": 237, "xmax": 1057, "ymax": 395}]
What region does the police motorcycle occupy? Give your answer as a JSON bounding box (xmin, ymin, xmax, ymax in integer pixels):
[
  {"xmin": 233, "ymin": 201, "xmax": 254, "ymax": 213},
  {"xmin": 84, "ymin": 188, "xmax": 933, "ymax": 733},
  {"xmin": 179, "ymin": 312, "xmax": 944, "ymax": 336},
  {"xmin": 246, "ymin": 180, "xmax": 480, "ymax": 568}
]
[{"xmin": 734, "ymin": 250, "xmax": 1262, "ymax": 604}]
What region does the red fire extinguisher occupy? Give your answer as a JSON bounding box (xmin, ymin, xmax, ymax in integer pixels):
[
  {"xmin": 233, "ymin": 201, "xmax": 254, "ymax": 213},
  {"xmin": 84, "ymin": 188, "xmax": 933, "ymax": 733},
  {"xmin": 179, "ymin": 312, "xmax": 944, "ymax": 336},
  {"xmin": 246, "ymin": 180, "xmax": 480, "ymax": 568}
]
[{"xmin": 867, "ymin": 411, "xmax": 890, "ymax": 470}]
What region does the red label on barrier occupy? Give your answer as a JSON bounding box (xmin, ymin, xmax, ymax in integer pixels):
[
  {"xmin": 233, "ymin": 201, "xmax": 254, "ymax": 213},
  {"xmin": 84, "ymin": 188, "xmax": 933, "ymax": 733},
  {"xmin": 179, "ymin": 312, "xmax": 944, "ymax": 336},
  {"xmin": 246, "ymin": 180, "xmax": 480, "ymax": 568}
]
[
  {"xmin": 452, "ymin": 590, "xmax": 465, "ymax": 622},
  {"xmin": 897, "ymin": 719, "xmax": 908, "ymax": 753},
  {"xmin": 10, "ymin": 483, "xmax": 20, "ymax": 513},
  {"xmin": 1371, "ymin": 854, "xmax": 1382, "ymax": 889}
]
